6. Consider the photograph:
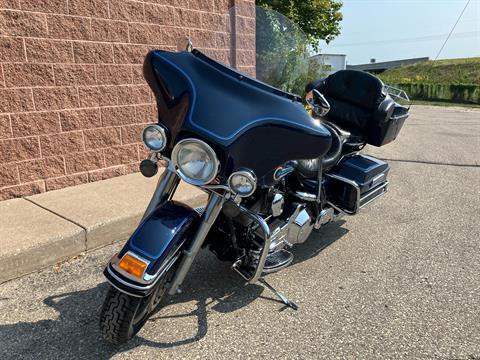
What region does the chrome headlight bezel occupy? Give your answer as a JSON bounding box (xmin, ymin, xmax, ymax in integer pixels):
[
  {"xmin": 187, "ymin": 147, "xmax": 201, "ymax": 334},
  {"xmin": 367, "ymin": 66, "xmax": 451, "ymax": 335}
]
[
  {"xmin": 141, "ymin": 124, "xmax": 167, "ymax": 152},
  {"xmin": 171, "ymin": 138, "xmax": 219, "ymax": 186},
  {"xmin": 228, "ymin": 169, "xmax": 257, "ymax": 197}
]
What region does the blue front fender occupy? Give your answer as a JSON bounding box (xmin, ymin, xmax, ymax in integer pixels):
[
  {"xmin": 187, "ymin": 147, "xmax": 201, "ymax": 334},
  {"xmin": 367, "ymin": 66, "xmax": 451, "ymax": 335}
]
[{"xmin": 104, "ymin": 201, "xmax": 200, "ymax": 297}]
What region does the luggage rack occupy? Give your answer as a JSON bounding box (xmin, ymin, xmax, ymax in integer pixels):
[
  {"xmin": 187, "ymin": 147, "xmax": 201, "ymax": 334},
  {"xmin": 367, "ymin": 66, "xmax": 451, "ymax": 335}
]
[{"xmin": 383, "ymin": 85, "xmax": 411, "ymax": 108}]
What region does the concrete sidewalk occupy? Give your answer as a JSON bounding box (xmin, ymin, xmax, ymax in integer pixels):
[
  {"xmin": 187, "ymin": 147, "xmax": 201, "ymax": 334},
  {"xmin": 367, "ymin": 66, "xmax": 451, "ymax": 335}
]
[{"xmin": 0, "ymin": 171, "xmax": 206, "ymax": 283}]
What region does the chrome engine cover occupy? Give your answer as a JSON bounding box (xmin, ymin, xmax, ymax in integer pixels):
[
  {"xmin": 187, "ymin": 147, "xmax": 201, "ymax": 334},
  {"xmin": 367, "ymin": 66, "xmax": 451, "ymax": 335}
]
[
  {"xmin": 288, "ymin": 206, "xmax": 314, "ymax": 244},
  {"xmin": 266, "ymin": 204, "xmax": 314, "ymax": 251}
]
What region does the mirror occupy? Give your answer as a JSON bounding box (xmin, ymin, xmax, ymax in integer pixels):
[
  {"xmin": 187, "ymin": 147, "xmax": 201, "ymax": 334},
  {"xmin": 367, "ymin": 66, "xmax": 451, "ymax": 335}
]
[
  {"xmin": 176, "ymin": 37, "xmax": 193, "ymax": 52},
  {"xmin": 311, "ymin": 89, "xmax": 330, "ymax": 117}
]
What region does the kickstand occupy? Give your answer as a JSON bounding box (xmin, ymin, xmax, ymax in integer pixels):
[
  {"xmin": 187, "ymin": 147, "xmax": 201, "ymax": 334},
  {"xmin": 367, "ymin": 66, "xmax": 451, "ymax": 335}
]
[{"xmin": 258, "ymin": 277, "xmax": 299, "ymax": 311}]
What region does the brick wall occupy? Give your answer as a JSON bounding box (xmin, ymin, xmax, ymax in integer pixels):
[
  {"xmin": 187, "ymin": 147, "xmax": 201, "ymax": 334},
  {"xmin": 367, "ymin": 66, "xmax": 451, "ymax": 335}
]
[{"xmin": 0, "ymin": 0, "xmax": 255, "ymax": 201}]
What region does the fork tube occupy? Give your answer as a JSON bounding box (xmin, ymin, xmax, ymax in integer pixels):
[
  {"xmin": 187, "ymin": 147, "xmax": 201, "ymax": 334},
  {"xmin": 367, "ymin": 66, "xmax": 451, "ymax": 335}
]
[
  {"xmin": 168, "ymin": 192, "xmax": 225, "ymax": 295},
  {"xmin": 141, "ymin": 161, "xmax": 180, "ymax": 222}
]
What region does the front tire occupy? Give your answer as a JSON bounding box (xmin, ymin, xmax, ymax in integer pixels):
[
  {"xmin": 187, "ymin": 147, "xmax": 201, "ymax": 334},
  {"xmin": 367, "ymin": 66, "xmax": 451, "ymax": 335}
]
[
  {"xmin": 99, "ymin": 287, "xmax": 147, "ymax": 344},
  {"xmin": 100, "ymin": 263, "xmax": 176, "ymax": 344}
]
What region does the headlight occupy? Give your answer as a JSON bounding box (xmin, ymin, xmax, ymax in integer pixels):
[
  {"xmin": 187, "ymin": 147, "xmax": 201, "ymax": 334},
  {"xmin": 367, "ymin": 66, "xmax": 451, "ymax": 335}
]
[
  {"xmin": 171, "ymin": 138, "xmax": 219, "ymax": 185},
  {"xmin": 228, "ymin": 169, "xmax": 257, "ymax": 197},
  {"xmin": 142, "ymin": 125, "xmax": 167, "ymax": 151}
]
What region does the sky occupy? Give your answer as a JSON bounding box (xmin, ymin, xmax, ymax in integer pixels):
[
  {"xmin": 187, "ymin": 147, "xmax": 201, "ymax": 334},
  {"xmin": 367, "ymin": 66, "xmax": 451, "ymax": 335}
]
[{"xmin": 318, "ymin": 0, "xmax": 480, "ymax": 65}]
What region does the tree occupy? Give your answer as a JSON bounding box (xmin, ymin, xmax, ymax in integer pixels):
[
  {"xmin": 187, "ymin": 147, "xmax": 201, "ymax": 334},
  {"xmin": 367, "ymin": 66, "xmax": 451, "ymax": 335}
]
[
  {"xmin": 256, "ymin": 0, "xmax": 343, "ymax": 49},
  {"xmin": 255, "ymin": 6, "xmax": 333, "ymax": 96}
]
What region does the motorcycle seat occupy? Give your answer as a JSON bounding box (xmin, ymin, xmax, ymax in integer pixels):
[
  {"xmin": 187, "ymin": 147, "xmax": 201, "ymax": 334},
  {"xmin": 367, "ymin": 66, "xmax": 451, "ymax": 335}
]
[
  {"xmin": 296, "ymin": 122, "xmax": 343, "ymax": 177},
  {"xmin": 306, "ymin": 70, "xmax": 395, "ymax": 135}
]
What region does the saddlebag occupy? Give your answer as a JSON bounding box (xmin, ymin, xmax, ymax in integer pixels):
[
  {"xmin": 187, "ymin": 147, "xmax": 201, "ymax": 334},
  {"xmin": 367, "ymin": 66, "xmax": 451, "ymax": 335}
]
[{"xmin": 325, "ymin": 154, "xmax": 389, "ymax": 214}]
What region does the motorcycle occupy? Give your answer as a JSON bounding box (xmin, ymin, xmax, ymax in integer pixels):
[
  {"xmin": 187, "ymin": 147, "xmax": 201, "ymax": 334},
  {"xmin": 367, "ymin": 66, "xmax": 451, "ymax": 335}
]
[{"xmin": 99, "ymin": 6, "xmax": 410, "ymax": 344}]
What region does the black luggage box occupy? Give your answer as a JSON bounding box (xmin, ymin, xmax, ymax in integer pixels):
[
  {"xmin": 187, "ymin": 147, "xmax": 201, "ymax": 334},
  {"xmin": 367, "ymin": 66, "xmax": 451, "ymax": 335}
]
[
  {"xmin": 367, "ymin": 103, "xmax": 409, "ymax": 147},
  {"xmin": 326, "ymin": 154, "xmax": 389, "ymax": 214},
  {"xmin": 308, "ymin": 70, "xmax": 410, "ymax": 147}
]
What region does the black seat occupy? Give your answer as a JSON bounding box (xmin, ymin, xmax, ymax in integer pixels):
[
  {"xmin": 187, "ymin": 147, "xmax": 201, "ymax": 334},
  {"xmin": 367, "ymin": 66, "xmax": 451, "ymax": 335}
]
[
  {"xmin": 306, "ymin": 70, "xmax": 396, "ymax": 137},
  {"xmin": 296, "ymin": 122, "xmax": 343, "ymax": 177}
]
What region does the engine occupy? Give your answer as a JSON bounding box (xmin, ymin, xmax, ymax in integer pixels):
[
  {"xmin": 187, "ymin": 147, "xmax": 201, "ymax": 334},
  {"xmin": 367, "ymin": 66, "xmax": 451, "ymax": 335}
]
[
  {"xmin": 208, "ymin": 154, "xmax": 390, "ymax": 278},
  {"xmin": 262, "ymin": 202, "xmax": 315, "ymax": 252}
]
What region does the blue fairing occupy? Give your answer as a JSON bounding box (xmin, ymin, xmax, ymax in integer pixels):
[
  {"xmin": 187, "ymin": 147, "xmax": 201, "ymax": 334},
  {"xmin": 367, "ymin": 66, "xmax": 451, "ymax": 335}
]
[
  {"xmin": 143, "ymin": 49, "xmax": 332, "ymax": 185},
  {"xmin": 116, "ymin": 201, "xmax": 199, "ymax": 279}
]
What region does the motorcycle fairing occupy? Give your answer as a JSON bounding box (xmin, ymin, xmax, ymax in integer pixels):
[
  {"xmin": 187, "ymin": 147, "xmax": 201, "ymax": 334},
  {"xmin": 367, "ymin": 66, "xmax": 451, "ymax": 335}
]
[
  {"xmin": 143, "ymin": 49, "xmax": 332, "ymax": 184},
  {"xmin": 105, "ymin": 201, "xmax": 199, "ymax": 296}
]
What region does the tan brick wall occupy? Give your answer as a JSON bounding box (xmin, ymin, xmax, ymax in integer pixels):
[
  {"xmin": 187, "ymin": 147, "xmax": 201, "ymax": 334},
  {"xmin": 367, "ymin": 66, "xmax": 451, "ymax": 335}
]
[{"xmin": 0, "ymin": 0, "xmax": 255, "ymax": 200}]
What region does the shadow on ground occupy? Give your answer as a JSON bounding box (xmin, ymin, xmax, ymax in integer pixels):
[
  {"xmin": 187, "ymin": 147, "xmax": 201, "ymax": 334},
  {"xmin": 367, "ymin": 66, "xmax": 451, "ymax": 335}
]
[{"xmin": 0, "ymin": 221, "xmax": 348, "ymax": 359}]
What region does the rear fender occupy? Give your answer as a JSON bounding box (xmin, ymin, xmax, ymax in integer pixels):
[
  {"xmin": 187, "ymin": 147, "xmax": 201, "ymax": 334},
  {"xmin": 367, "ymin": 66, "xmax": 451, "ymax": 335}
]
[{"xmin": 104, "ymin": 201, "xmax": 200, "ymax": 297}]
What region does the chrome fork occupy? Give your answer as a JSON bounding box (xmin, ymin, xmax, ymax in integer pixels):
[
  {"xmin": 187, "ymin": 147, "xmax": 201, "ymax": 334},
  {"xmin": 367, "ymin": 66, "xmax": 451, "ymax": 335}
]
[
  {"xmin": 168, "ymin": 192, "xmax": 225, "ymax": 295},
  {"xmin": 141, "ymin": 161, "xmax": 180, "ymax": 222}
]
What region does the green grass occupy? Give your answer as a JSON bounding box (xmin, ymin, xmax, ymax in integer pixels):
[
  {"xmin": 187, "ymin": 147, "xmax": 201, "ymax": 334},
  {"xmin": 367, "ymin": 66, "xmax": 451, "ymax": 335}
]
[
  {"xmin": 378, "ymin": 57, "xmax": 480, "ymax": 85},
  {"xmin": 411, "ymin": 100, "xmax": 480, "ymax": 108}
]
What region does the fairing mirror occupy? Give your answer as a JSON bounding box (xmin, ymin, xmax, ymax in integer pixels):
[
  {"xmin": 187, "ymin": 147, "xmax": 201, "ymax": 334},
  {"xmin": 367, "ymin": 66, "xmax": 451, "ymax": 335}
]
[{"xmin": 307, "ymin": 89, "xmax": 330, "ymax": 117}]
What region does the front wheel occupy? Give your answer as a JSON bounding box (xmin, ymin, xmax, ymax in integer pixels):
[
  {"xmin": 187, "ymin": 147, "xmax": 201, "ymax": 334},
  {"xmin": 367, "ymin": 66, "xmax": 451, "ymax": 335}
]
[{"xmin": 100, "ymin": 265, "xmax": 175, "ymax": 344}]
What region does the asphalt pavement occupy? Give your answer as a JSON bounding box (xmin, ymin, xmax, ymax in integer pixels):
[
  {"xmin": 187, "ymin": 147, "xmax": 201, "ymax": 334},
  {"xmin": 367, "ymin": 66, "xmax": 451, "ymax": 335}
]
[{"xmin": 0, "ymin": 105, "xmax": 479, "ymax": 359}]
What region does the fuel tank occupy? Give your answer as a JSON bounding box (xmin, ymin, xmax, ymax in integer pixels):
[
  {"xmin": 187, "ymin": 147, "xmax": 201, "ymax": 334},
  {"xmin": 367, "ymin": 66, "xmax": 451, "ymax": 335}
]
[{"xmin": 143, "ymin": 50, "xmax": 331, "ymax": 185}]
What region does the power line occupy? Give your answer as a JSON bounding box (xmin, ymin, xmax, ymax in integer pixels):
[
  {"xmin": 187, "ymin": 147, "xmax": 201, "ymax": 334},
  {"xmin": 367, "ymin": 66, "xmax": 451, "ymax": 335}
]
[{"xmin": 434, "ymin": 0, "xmax": 471, "ymax": 60}]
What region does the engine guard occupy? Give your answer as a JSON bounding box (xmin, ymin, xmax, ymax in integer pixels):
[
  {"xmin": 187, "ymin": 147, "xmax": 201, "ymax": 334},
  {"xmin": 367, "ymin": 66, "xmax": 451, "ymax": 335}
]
[{"xmin": 104, "ymin": 201, "xmax": 200, "ymax": 297}]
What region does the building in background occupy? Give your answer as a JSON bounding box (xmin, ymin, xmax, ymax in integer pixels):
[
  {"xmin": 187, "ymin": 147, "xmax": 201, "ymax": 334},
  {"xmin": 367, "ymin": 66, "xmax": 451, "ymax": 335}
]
[
  {"xmin": 309, "ymin": 53, "xmax": 347, "ymax": 75},
  {"xmin": 0, "ymin": 0, "xmax": 256, "ymax": 201},
  {"xmin": 347, "ymin": 57, "xmax": 429, "ymax": 73}
]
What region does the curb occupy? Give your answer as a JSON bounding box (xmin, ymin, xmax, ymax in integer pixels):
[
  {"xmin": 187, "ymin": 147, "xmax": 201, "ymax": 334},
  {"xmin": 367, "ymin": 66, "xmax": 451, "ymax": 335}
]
[{"xmin": 0, "ymin": 172, "xmax": 206, "ymax": 284}]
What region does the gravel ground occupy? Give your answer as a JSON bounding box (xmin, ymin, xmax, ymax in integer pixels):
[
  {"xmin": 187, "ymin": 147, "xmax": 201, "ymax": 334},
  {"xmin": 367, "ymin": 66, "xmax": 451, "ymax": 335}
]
[{"xmin": 0, "ymin": 105, "xmax": 479, "ymax": 359}]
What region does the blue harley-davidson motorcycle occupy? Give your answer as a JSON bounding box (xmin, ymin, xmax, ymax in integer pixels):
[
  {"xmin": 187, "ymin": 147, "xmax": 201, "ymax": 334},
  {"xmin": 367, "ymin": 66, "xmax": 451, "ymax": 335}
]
[{"xmin": 100, "ymin": 6, "xmax": 410, "ymax": 344}]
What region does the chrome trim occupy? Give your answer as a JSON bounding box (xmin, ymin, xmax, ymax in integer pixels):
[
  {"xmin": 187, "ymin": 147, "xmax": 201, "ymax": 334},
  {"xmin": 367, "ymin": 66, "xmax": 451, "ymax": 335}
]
[
  {"xmin": 106, "ymin": 276, "xmax": 143, "ymax": 298},
  {"xmin": 325, "ymin": 173, "xmax": 361, "ymax": 214},
  {"xmin": 171, "ymin": 138, "xmax": 220, "ymax": 186},
  {"xmin": 359, "ymin": 181, "xmax": 389, "ymax": 208},
  {"xmin": 271, "ymin": 193, "xmax": 284, "ymax": 217},
  {"xmin": 141, "ymin": 161, "xmax": 180, "ymax": 221},
  {"xmin": 141, "ymin": 124, "xmax": 167, "ymax": 152},
  {"xmin": 326, "ymin": 172, "xmax": 389, "ymax": 214},
  {"xmin": 287, "ymin": 205, "xmax": 314, "ymax": 244},
  {"xmin": 293, "ymin": 208, "xmax": 310, "ymax": 227},
  {"xmin": 228, "ymin": 169, "xmax": 257, "ymax": 197},
  {"xmin": 309, "ymin": 89, "xmax": 330, "ymax": 117},
  {"xmin": 383, "ymin": 84, "xmax": 410, "ymax": 106},
  {"xmin": 292, "ymin": 191, "xmax": 317, "ymax": 202},
  {"xmin": 314, "ymin": 207, "xmax": 336, "ymax": 228},
  {"xmin": 316, "ymin": 156, "xmax": 323, "ymax": 202},
  {"xmin": 107, "ymin": 265, "xmax": 153, "ymax": 292},
  {"xmin": 168, "ymin": 192, "xmax": 225, "ymax": 295},
  {"xmin": 106, "ymin": 253, "xmax": 178, "ymax": 293},
  {"xmin": 238, "ymin": 206, "xmax": 271, "ymax": 283},
  {"xmin": 201, "ymin": 184, "xmax": 231, "ymax": 191},
  {"xmin": 371, "ymin": 173, "xmax": 386, "ymax": 188},
  {"xmin": 326, "ymin": 201, "xmax": 346, "ymax": 214},
  {"xmin": 273, "ymin": 164, "xmax": 295, "ymax": 181},
  {"xmin": 144, "ymin": 252, "xmax": 180, "ymax": 282},
  {"xmin": 185, "ymin": 37, "xmax": 193, "ymax": 52},
  {"xmin": 257, "ymin": 203, "xmax": 304, "ymax": 252}
]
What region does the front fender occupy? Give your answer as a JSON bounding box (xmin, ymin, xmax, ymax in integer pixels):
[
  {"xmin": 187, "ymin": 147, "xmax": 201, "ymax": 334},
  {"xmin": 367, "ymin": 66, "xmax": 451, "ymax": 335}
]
[{"xmin": 104, "ymin": 200, "xmax": 199, "ymax": 297}]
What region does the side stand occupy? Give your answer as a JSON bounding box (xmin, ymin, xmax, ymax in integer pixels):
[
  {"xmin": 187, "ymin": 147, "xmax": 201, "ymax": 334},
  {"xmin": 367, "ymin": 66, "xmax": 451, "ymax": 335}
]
[{"xmin": 258, "ymin": 277, "xmax": 299, "ymax": 311}]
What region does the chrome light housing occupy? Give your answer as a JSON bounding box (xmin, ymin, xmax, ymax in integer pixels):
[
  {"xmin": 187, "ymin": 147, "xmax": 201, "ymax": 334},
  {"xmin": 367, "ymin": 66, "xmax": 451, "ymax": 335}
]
[
  {"xmin": 141, "ymin": 124, "xmax": 167, "ymax": 152},
  {"xmin": 171, "ymin": 138, "xmax": 219, "ymax": 186},
  {"xmin": 228, "ymin": 169, "xmax": 257, "ymax": 197}
]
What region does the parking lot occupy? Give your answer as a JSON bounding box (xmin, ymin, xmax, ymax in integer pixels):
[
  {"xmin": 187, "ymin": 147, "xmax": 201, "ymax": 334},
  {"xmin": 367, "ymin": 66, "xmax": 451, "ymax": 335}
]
[{"xmin": 0, "ymin": 105, "xmax": 479, "ymax": 359}]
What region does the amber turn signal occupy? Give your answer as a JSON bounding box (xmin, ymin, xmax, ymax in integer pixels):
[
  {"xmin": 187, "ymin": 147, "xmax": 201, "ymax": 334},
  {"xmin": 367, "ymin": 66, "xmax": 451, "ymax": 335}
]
[{"xmin": 118, "ymin": 254, "xmax": 147, "ymax": 279}]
